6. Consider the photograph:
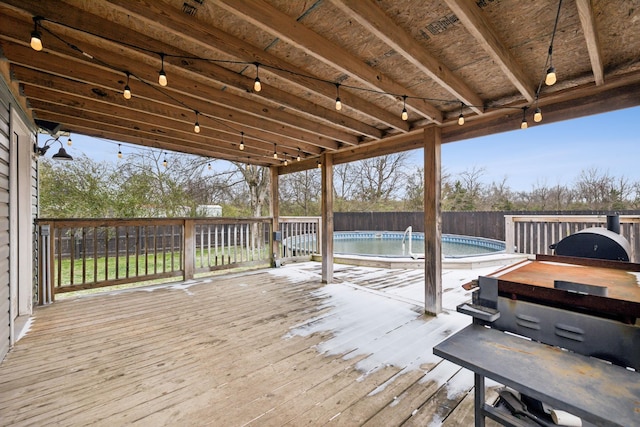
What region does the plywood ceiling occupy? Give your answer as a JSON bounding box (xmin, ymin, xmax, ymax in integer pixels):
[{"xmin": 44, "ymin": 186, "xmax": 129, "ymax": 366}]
[{"xmin": 1, "ymin": 0, "xmax": 639, "ymax": 170}]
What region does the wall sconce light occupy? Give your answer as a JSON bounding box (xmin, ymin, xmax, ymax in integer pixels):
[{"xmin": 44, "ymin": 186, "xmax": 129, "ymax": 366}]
[{"xmin": 34, "ymin": 137, "xmax": 73, "ymax": 160}]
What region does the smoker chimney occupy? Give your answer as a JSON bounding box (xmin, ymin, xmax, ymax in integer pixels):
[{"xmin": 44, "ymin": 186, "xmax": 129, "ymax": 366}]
[{"xmin": 606, "ymin": 214, "xmax": 620, "ymax": 234}]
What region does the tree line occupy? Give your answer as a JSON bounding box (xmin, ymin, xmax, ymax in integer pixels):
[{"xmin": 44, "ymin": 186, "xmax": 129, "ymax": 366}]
[{"xmin": 39, "ymin": 149, "xmax": 640, "ymax": 218}]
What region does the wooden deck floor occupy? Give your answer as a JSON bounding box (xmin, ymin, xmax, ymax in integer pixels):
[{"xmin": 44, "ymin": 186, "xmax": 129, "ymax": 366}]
[{"xmin": 0, "ymin": 262, "xmax": 504, "ymax": 426}]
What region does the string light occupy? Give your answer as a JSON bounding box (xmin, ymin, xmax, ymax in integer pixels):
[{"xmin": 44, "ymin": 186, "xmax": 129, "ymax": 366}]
[
  {"xmin": 67, "ymin": 136, "xmax": 72, "ymax": 146},
  {"xmin": 317, "ymin": 160, "xmax": 321, "ymax": 169},
  {"xmin": 457, "ymin": 102, "xmax": 465, "ymax": 126},
  {"xmin": 520, "ymin": 107, "xmax": 528, "ymax": 129},
  {"xmin": 534, "ymin": 106, "xmax": 543, "ymax": 123},
  {"xmin": 253, "ymin": 63, "xmax": 261, "ymax": 92},
  {"xmin": 162, "ymin": 153, "xmax": 168, "ymax": 167},
  {"xmin": 545, "ymin": 0, "xmax": 563, "ymax": 86},
  {"xmin": 273, "ymin": 144, "xmax": 278, "ymax": 159},
  {"xmin": 30, "ymin": 17, "xmax": 43, "ymax": 51},
  {"xmin": 194, "ymin": 111, "xmax": 200, "ymax": 133},
  {"xmin": 117, "ymin": 143, "xmax": 122, "ymax": 159},
  {"xmin": 208, "ymin": 162, "xmax": 212, "ymax": 170},
  {"xmin": 158, "ymin": 53, "xmax": 167, "ymax": 86},
  {"xmin": 283, "ymin": 155, "xmax": 288, "ymax": 166},
  {"xmin": 24, "ymin": 15, "xmax": 573, "ymax": 165},
  {"xmin": 123, "ymin": 72, "xmax": 132, "ymax": 99},
  {"xmin": 335, "ymin": 83, "xmax": 342, "ymax": 111},
  {"xmin": 401, "ymin": 95, "xmax": 408, "ymax": 121}
]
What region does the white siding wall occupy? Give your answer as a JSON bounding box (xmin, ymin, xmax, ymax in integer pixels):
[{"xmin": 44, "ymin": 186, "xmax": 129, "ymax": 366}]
[{"xmin": 0, "ymin": 87, "xmax": 10, "ymax": 361}]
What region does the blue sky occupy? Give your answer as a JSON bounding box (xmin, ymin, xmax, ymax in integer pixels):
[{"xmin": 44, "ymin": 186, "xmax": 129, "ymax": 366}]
[{"xmin": 47, "ymin": 105, "xmax": 638, "ymax": 191}]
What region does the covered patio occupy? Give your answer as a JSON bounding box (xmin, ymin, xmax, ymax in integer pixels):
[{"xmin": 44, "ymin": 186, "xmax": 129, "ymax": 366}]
[{"xmin": 0, "ymin": 262, "xmax": 509, "ymax": 426}]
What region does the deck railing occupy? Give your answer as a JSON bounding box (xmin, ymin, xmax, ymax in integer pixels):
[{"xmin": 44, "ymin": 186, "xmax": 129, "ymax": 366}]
[
  {"xmin": 278, "ymin": 216, "xmax": 321, "ymax": 261},
  {"xmin": 505, "ymin": 214, "xmax": 640, "ymax": 262},
  {"xmin": 37, "ymin": 217, "xmax": 273, "ymax": 301}
]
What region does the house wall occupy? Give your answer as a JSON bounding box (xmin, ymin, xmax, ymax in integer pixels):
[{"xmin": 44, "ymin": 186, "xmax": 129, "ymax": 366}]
[
  {"xmin": 0, "ymin": 80, "xmax": 11, "ymax": 361},
  {"xmin": 0, "ymin": 74, "xmax": 37, "ymax": 362}
]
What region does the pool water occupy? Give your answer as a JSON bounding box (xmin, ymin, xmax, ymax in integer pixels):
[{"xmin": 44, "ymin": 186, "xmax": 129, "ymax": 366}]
[{"xmin": 331, "ymin": 232, "xmax": 505, "ymax": 258}]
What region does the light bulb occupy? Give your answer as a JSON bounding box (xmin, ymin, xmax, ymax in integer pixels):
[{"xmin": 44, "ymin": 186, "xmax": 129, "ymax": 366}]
[
  {"xmin": 239, "ymin": 141, "xmax": 244, "ymax": 151},
  {"xmin": 545, "ymin": 67, "xmax": 556, "ymax": 86},
  {"xmin": 534, "ymin": 107, "xmax": 542, "ymax": 123},
  {"xmin": 208, "ymin": 163, "xmax": 212, "ymax": 170},
  {"xmin": 521, "ymin": 119, "xmax": 528, "ymax": 130},
  {"xmin": 158, "ymin": 70, "xmax": 167, "ymax": 86},
  {"xmin": 163, "ymin": 159, "xmax": 167, "ymax": 167},
  {"xmin": 335, "ymin": 97, "xmax": 342, "ymax": 111},
  {"xmin": 297, "ymin": 152, "xmax": 301, "ymax": 161},
  {"xmin": 458, "ymin": 114, "xmax": 464, "ymax": 126},
  {"xmin": 30, "ymin": 31, "xmax": 42, "ymax": 51},
  {"xmin": 67, "ymin": 137, "xmax": 72, "ymax": 146},
  {"xmin": 401, "ymin": 108, "xmax": 408, "ymax": 121},
  {"xmin": 194, "ymin": 122, "xmax": 200, "ymax": 133},
  {"xmin": 273, "ymin": 151, "xmax": 278, "ymax": 159},
  {"xmin": 254, "ymin": 77, "xmax": 261, "ymax": 92},
  {"xmin": 284, "ymin": 159, "xmax": 288, "ymax": 166},
  {"xmin": 317, "ymin": 161, "xmax": 321, "ymax": 169},
  {"xmin": 118, "ymin": 150, "xmax": 122, "ymax": 159},
  {"xmin": 123, "ymin": 85, "xmax": 131, "ymax": 99}
]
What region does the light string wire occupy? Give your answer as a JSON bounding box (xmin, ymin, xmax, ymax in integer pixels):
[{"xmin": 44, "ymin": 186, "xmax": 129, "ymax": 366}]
[{"xmin": 33, "ymin": 9, "xmax": 560, "ymax": 161}]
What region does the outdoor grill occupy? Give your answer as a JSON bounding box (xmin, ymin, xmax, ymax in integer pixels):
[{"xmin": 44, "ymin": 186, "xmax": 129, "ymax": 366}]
[
  {"xmin": 434, "ymin": 216, "xmax": 640, "ymax": 426},
  {"xmin": 550, "ymin": 214, "xmax": 631, "ymax": 262}
]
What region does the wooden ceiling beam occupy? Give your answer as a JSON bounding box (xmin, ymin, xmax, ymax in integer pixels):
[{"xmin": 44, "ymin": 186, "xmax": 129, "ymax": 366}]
[
  {"xmin": 26, "ymin": 94, "xmax": 286, "ymax": 161},
  {"xmin": 331, "ymin": 0, "xmax": 484, "ymax": 115},
  {"xmin": 8, "ymin": 56, "xmax": 322, "ymax": 154},
  {"xmin": 102, "ymin": 0, "xmax": 408, "ymax": 133},
  {"xmin": 444, "ymin": 0, "xmax": 536, "ymax": 103},
  {"xmin": 0, "ymin": 5, "xmax": 357, "ymax": 147},
  {"xmin": 2, "ymin": 39, "xmax": 334, "ymax": 153},
  {"xmin": 214, "ymin": 0, "xmax": 444, "ymax": 124},
  {"xmin": 575, "ymin": 0, "xmax": 604, "ymax": 86},
  {"xmin": 34, "ymin": 109, "xmax": 282, "ymax": 166}
]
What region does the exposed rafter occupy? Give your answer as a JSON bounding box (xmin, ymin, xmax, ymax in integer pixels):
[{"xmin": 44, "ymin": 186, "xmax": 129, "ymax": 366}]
[{"xmin": 576, "ymin": 0, "xmax": 604, "ymax": 86}]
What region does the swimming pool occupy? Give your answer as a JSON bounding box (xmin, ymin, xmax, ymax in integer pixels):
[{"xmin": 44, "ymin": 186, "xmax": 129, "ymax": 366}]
[{"xmin": 285, "ymin": 231, "xmax": 505, "ymax": 258}]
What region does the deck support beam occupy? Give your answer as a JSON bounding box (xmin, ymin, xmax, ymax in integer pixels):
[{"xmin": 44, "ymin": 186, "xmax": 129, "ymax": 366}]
[
  {"xmin": 321, "ymin": 153, "xmax": 334, "ymax": 283},
  {"xmin": 424, "ymin": 127, "xmax": 442, "ymax": 315},
  {"xmin": 270, "ymin": 166, "xmax": 280, "ymax": 266}
]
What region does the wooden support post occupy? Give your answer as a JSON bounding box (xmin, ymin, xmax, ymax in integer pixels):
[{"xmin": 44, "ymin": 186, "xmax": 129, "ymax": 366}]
[
  {"xmin": 321, "ymin": 153, "xmax": 333, "ymax": 283},
  {"xmin": 270, "ymin": 166, "xmax": 280, "ymax": 266},
  {"xmin": 424, "ymin": 127, "xmax": 442, "ymax": 315},
  {"xmin": 183, "ymin": 219, "xmax": 195, "ymax": 280}
]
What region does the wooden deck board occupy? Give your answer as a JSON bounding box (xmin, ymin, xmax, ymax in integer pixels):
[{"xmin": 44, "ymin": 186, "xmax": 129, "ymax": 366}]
[{"xmin": 0, "ymin": 262, "xmax": 504, "ymax": 426}]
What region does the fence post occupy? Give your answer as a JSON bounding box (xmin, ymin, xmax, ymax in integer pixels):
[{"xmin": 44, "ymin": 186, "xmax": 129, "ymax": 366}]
[
  {"xmin": 504, "ymin": 215, "xmax": 515, "ymax": 254},
  {"xmin": 184, "ymin": 219, "xmax": 195, "ymax": 280},
  {"xmin": 38, "ymin": 224, "xmax": 53, "ymax": 305}
]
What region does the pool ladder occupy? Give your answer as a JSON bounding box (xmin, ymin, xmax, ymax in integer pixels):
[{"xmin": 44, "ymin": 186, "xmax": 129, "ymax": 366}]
[{"xmin": 402, "ymin": 226, "xmax": 425, "ymax": 259}]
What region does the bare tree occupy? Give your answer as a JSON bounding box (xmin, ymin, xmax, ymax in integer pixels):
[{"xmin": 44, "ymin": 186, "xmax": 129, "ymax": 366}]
[
  {"xmin": 280, "ymin": 170, "xmax": 321, "ymax": 215},
  {"xmin": 352, "ymin": 153, "xmax": 410, "ymax": 205}
]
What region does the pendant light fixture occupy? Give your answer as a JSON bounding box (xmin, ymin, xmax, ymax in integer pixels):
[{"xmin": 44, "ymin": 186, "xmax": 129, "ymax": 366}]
[
  {"xmin": 193, "ymin": 111, "xmax": 200, "ymax": 133},
  {"xmin": 520, "ymin": 107, "xmax": 528, "ymax": 129},
  {"xmin": 254, "ymin": 63, "xmax": 262, "ymax": 92},
  {"xmin": 534, "ymin": 106, "xmax": 543, "ymax": 123},
  {"xmin": 297, "ymin": 148, "xmax": 301, "ymax": 162},
  {"xmin": 67, "ymin": 136, "xmax": 72, "ymax": 146},
  {"xmin": 401, "ymin": 95, "xmax": 408, "ymax": 121},
  {"xmin": 158, "ymin": 53, "xmax": 167, "ymax": 87},
  {"xmin": 239, "ymin": 131, "xmax": 245, "ymax": 151},
  {"xmin": 30, "ymin": 17, "xmax": 43, "ymax": 51},
  {"xmin": 117, "ymin": 144, "xmax": 123, "ymax": 159},
  {"xmin": 162, "ymin": 153, "xmax": 168, "ymax": 167},
  {"xmin": 457, "ymin": 102, "xmax": 465, "ymax": 126},
  {"xmin": 335, "ymin": 83, "xmax": 342, "ymax": 111},
  {"xmin": 273, "ymin": 144, "xmax": 278, "ymax": 159},
  {"xmin": 283, "ymin": 155, "xmax": 288, "ymax": 167},
  {"xmin": 545, "ymin": 0, "xmax": 563, "ymax": 86},
  {"xmin": 123, "ymin": 72, "xmax": 132, "ymax": 100}
]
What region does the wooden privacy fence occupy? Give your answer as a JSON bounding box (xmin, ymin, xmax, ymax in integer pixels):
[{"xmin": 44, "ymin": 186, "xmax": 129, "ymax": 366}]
[
  {"xmin": 37, "ymin": 217, "xmax": 273, "ymax": 301},
  {"xmin": 505, "ymin": 215, "xmax": 640, "ymax": 262}
]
